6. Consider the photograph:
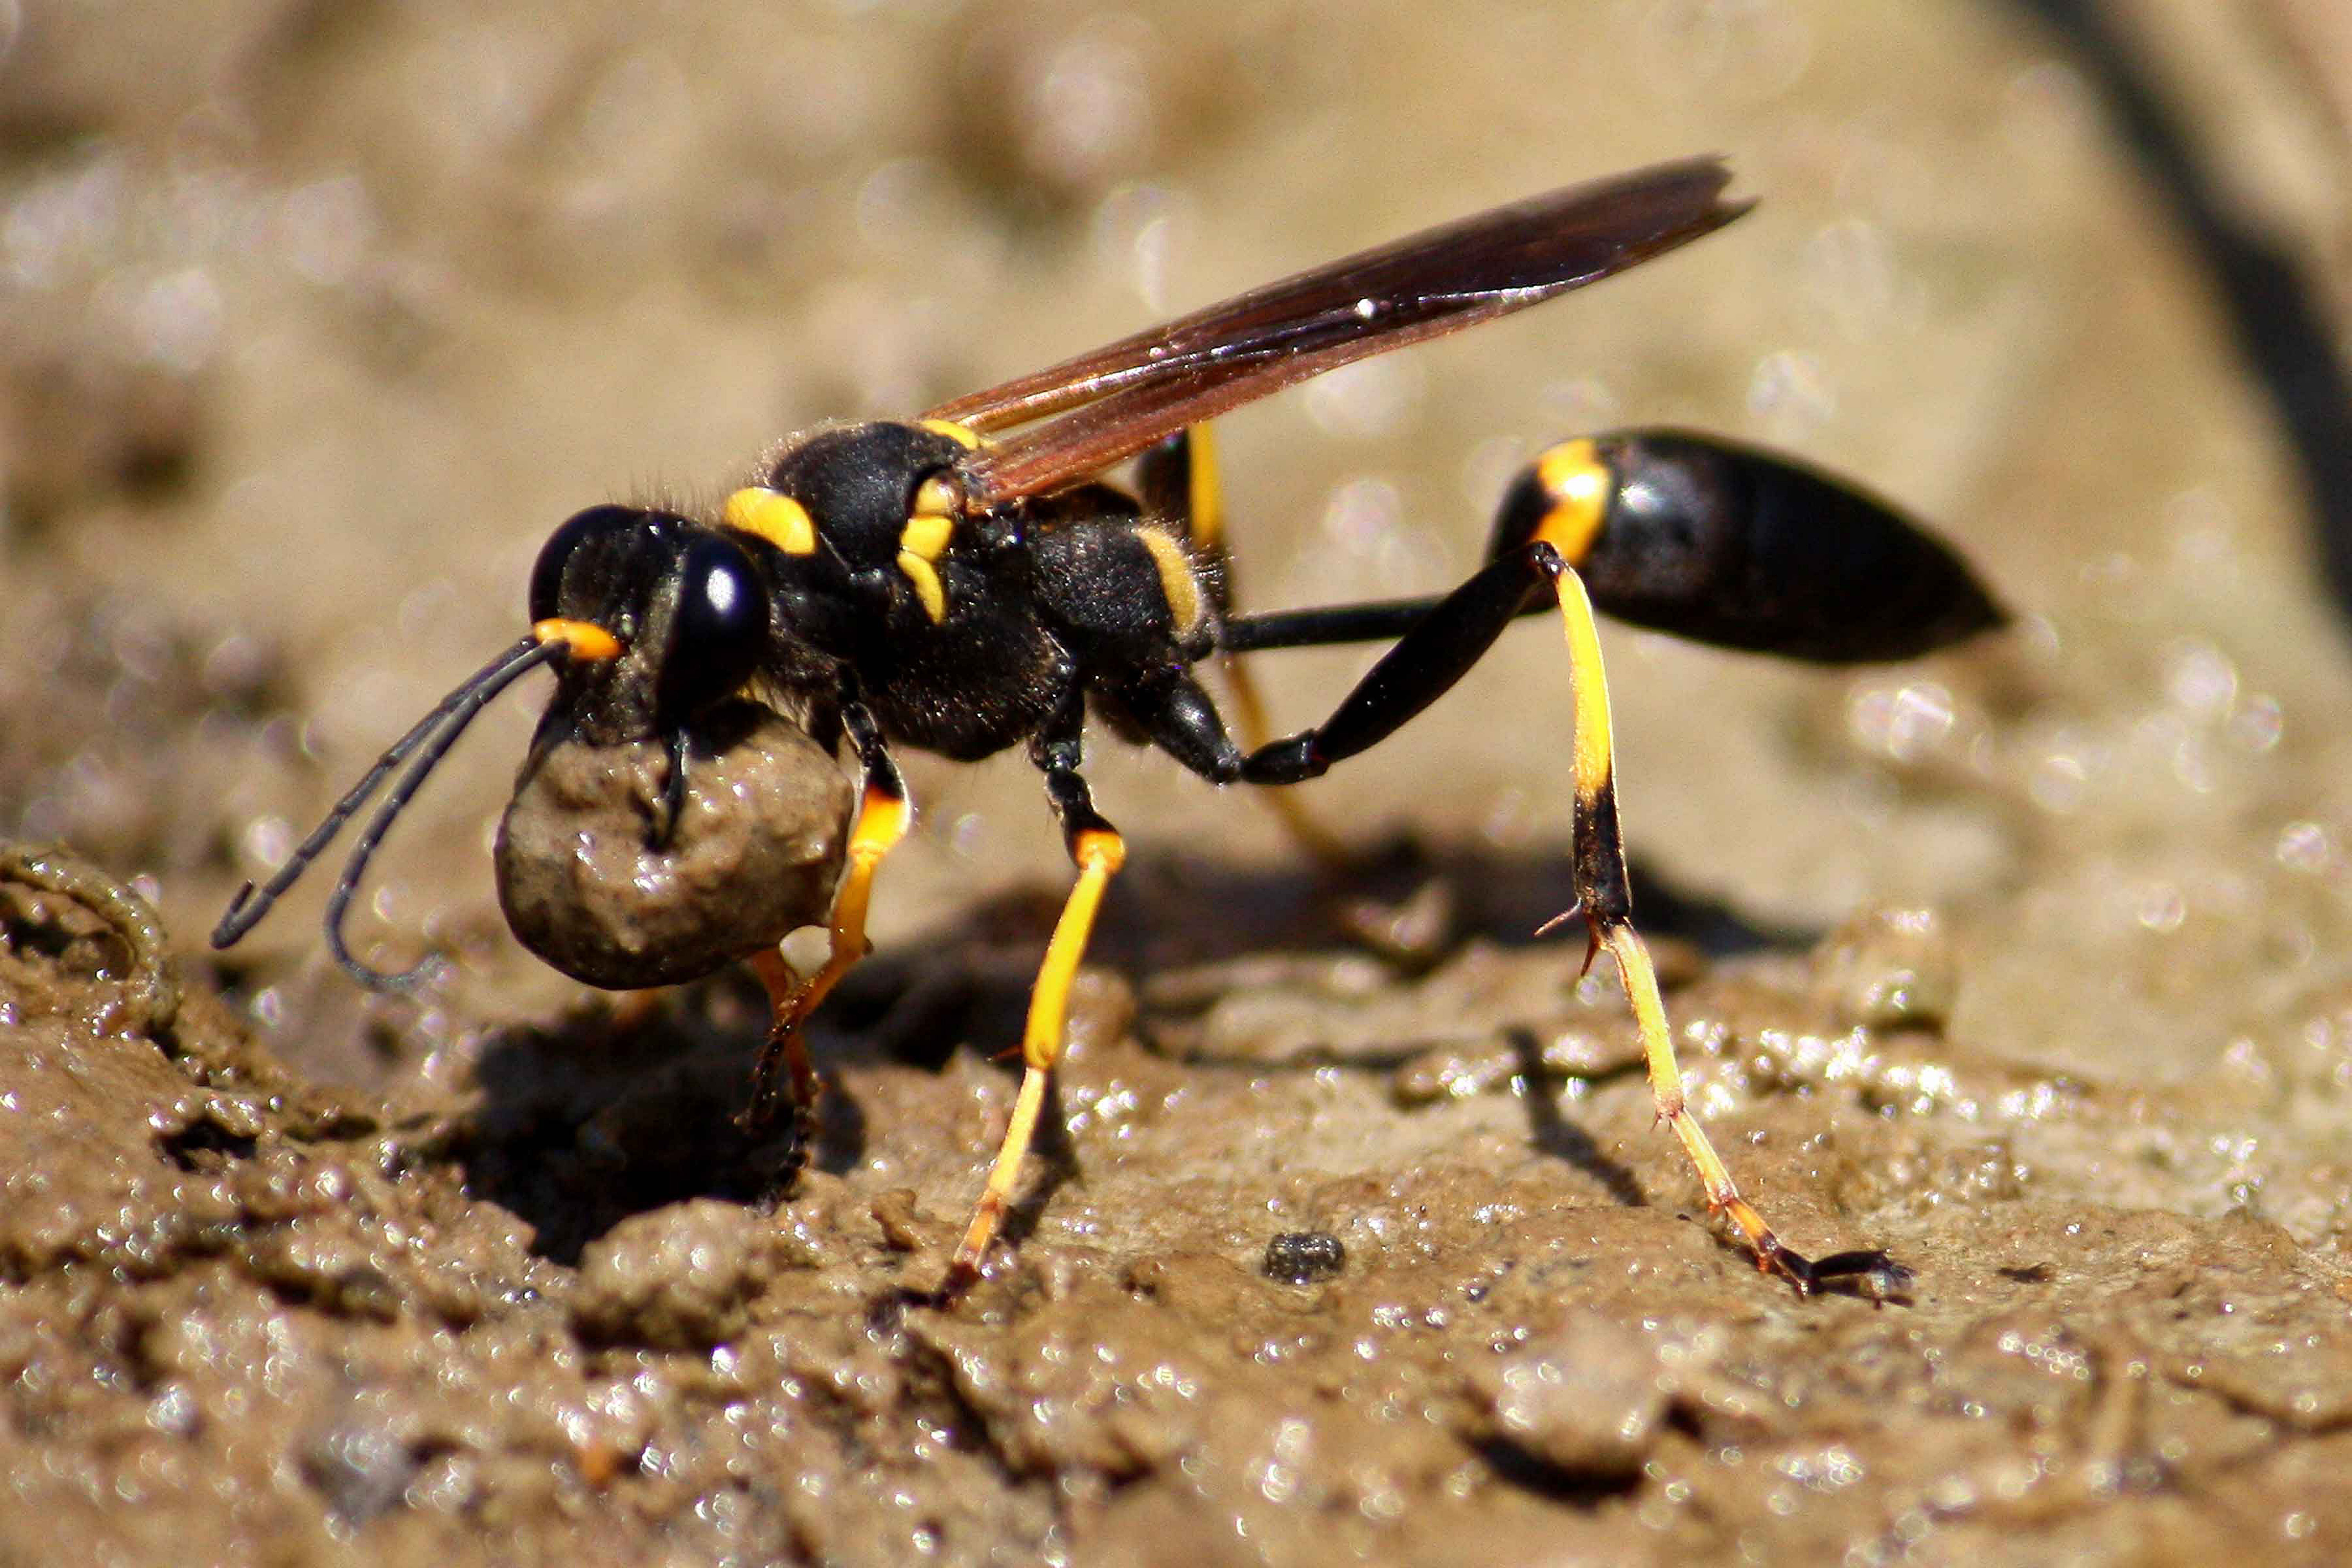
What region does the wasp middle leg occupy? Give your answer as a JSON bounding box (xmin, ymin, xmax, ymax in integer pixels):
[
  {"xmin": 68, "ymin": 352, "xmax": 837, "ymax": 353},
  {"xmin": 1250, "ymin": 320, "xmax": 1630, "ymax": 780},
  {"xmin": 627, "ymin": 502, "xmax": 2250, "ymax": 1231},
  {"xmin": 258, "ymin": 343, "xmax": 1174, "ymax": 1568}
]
[
  {"xmin": 1139, "ymin": 426, "xmax": 1354, "ymax": 867},
  {"xmin": 942, "ymin": 703, "xmax": 1126, "ymax": 1292},
  {"xmin": 741, "ymin": 700, "xmax": 908, "ymax": 1163}
]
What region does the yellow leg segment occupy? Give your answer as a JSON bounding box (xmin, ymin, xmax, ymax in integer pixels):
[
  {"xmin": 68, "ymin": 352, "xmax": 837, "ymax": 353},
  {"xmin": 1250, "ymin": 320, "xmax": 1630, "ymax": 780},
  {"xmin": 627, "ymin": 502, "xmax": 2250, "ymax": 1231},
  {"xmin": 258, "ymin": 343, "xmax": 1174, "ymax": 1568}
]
[
  {"xmin": 1178, "ymin": 423, "xmax": 1355, "ymax": 867},
  {"xmin": 1553, "ymin": 567, "xmax": 1615, "ymax": 836},
  {"xmin": 1596, "ymin": 921, "xmax": 1788, "ymax": 1272},
  {"xmin": 1184, "ymin": 420, "xmax": 1229, "ymax": 562},
  {"xmin": 946, "ymin": 827, "xmax": 1126, "ymax": 1287},
  {"xmin": 740, "ymin": 782, "xmax": 910, "ymax": 1135},
  {"xmin": 746, "ymin": 948, "xmax": 822, "ymax": 1135},
  {"xmin": 1548, "ymin": 564, "xmax": 1814, "ymax": 1289}
]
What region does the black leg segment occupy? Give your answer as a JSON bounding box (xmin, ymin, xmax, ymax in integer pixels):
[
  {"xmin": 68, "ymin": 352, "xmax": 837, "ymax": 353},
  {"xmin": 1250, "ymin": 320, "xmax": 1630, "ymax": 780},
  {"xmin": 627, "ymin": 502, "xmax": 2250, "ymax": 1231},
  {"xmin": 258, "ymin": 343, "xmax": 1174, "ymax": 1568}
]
[{"xmin": 1239, "ymin": 543, "xmax": 1562, "ymax": 784}]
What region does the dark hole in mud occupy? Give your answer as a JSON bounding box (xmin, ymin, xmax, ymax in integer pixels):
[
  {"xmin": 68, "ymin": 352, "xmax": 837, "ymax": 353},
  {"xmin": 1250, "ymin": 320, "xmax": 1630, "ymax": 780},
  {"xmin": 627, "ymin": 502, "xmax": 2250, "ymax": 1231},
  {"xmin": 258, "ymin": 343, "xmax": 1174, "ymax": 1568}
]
[
  {"xmin": 158, "ymin": 1120, "xmax": 258, "ymax": 1172},
  {"xmin": 2, "ymin": 888, "xmax": 121, "ymax": 976},
  {"xmin": 1468, "ymin": 1437, "xmax": 1651, "ymax": 1509}
]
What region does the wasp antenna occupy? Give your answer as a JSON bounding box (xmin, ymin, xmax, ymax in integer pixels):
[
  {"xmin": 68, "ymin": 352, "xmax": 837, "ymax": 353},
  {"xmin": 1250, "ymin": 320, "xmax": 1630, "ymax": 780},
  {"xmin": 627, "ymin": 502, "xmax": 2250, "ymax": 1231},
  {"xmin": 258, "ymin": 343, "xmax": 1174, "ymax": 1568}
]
[
  {"xmin": 210, "ymin": 634, "xmax": 561, "ymax": 964},
  {"xmin": 319, "ymin": 634, "xmax": 572, "ymax": 991}
]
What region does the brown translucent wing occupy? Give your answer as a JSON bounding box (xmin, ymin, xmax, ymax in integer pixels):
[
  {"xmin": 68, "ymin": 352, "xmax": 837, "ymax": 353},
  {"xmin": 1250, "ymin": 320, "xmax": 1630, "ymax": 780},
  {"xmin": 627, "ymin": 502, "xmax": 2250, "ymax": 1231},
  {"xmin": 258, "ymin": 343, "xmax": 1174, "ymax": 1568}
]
[{"xmin": 926, "ymin": 157, "xmax": 1749, "ymax": 508}]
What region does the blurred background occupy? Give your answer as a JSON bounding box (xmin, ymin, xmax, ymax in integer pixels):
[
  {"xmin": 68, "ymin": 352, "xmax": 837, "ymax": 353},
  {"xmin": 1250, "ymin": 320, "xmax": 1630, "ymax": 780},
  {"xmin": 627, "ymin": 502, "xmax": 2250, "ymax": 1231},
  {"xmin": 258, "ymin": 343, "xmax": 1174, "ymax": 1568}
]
[
  {"xmin": 5, "ymin": 0, "xmax": 2352, "ymax": 1122},
  {"xmin": 19, "ymin": 4, "xmax": 2352, "ymax": 1562}
]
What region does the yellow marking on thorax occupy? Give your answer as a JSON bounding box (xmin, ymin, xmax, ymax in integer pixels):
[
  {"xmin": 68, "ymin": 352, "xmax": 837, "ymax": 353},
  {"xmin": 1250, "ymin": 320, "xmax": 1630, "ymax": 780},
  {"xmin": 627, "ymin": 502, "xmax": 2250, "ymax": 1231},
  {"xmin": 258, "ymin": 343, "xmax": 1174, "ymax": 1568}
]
[
  {"xmin": 1531, "ymin": 438, "xmax": 1611, "ymax": 564},
  {"xmin": 919, "ymin": 418, "xmax": 982, "ymax": 450},
  {"xmin": 724, "ymin": 486, "xmax": 817, "ymax": 555},
  {"xmin": 914, "ymin": 471, "xmax": 960, "ymax": 514},
  {"xmin": 1136, "ymin": 528, "xmax": 1204, "ymax": 635},
  {"xmin": 896, "ymin": 481, "xmax": 960, "ymax": 624},
  {"xmin": 902, "ymin": 515, "xmax": 955, "ymax": 560},
  {"xmin": 897, "ymin": 552, "xmax": 948, "ymax": 622},
  {"xmin": 903, "ymin": 493, "xmax": 956, "ymax": 556}
]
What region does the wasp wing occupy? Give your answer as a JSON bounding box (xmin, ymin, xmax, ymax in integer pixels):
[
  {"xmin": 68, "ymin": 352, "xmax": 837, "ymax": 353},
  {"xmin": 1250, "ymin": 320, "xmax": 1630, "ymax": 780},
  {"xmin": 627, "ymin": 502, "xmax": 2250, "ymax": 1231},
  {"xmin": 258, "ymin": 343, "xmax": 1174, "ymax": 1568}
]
[{"xmin": 927, "ymin": 156, "xmax": 1749, "ymax": 508}]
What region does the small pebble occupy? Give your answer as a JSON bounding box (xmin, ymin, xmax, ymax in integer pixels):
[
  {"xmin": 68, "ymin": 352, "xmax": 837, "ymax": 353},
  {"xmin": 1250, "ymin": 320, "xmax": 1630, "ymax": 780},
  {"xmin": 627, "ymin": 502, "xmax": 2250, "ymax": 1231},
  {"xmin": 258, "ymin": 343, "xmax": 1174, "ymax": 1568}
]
[{"xmin": 1262, "ymin": 1230, "xmax": 1346, "ymax": 1284}]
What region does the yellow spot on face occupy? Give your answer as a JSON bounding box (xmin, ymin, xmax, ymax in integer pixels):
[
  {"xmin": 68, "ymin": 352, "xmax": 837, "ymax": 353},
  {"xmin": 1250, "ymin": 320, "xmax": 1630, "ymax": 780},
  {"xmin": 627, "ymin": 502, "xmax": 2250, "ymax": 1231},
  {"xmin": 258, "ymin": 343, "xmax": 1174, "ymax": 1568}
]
[
  {"xmin": 1532, "ymin": 438, "xmax": 1611, "ymax": 564},
  {"xmin": 532, "ymin": 617, "xmax": 623, "ymax": 662},
  {"xmin": 897, "ymin": 551, "xmax": 947, "ymax": 622},
  {"xmin": 919, "ymin": 418, "xmax": 982, "ymax": 450},
  {"xmin": 724, "ymin": 487, "xmax": 817, "ymax": 555},
  {"xmin": 1136, "ymin": 528, "xmax": 1204, "ymax": 635}
]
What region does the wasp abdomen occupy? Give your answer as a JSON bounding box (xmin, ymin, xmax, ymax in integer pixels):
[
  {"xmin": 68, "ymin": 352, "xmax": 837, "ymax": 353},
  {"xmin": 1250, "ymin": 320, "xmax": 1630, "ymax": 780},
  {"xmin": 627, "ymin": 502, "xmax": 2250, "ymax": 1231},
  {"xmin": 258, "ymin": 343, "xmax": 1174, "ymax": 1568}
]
[{"xmin": 1498, "ymin": 430, "xmax": 2004, "ymax": 664}]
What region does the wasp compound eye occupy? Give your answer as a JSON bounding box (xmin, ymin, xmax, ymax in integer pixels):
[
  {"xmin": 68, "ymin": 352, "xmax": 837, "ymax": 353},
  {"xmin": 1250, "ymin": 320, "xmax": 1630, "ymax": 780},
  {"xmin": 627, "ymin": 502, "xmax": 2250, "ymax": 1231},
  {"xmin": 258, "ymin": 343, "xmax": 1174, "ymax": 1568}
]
[
  {"xmin": 654, "ymin": 534, "xmax": 768, "ymax": 720},
  {"xmin": 528, "ymin": 505, "xmax": 648, "ymax": 624}
]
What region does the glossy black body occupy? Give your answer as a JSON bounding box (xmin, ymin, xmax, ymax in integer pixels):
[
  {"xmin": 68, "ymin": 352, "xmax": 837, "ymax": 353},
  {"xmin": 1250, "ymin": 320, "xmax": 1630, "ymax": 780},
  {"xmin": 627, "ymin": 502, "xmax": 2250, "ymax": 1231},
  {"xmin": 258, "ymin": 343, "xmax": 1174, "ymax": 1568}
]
[{"xmin": 1493, "ymin": 431, "xmax": 2004, "ymax": 662}]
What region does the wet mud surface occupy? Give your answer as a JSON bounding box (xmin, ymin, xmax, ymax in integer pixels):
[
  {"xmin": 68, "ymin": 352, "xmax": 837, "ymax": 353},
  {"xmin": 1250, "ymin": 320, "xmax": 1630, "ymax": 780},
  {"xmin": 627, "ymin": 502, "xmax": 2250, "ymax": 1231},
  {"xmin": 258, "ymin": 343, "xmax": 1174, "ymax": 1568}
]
[{"xmin": 9, "ymin": 2, "xmax": 2352, "ymax": 1564}]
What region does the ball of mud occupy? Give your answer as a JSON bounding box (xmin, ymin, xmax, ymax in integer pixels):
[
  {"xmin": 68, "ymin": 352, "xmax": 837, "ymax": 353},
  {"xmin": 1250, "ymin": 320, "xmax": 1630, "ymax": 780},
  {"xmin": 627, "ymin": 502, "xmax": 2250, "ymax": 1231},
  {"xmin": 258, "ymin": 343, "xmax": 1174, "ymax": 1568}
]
[{"xmin": 495, "ymin": 701, "xmax": 853, "ymax": 989}]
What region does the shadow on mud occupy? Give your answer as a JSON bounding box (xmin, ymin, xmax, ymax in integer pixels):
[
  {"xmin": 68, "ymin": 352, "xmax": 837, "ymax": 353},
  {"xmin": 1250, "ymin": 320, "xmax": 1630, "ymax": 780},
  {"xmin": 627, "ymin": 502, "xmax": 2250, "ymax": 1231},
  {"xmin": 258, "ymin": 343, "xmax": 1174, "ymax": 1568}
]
[{"xmin": 454, "ymin": 835, "xmax": 1798, "ymax": 1263}]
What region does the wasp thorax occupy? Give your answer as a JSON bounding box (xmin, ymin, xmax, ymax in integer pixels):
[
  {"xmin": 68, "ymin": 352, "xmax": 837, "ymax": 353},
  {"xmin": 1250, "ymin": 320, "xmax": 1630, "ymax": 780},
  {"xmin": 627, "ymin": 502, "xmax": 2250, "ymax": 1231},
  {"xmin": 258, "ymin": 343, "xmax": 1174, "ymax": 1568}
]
[{"xmin": 760, "ymin": 421, "xmax": 973, "ymax": 568}]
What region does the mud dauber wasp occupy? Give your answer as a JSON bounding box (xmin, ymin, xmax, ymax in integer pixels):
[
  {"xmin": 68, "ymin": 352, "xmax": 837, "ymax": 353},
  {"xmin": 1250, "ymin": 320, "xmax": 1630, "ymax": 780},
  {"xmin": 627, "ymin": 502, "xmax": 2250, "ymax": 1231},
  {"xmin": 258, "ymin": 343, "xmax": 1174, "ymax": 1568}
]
[{"xmin": 214, "ymin": 157, "xmax": 2000, "ymax": 1298}]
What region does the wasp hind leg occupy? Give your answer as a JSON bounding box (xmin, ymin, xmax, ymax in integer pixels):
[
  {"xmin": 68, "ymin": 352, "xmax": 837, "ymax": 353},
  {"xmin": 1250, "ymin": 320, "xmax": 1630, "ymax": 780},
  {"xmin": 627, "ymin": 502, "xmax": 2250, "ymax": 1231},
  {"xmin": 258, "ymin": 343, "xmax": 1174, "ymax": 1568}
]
[
  {"xmin": 740, "ymin": 701, "xmax": 908, "ymax": 1174},
  {"xmin": 1542, "ymin": 563, "xmax": 1908, "ymax": 1297},
  {"xmin": 1138, "ymin": 426, "xmax": 1353, "ymax": 867},
  {"xmin": 1238, "ymin": 539, "xmax": 1906, "ymax": 1296},
  {"xmin": 943, "ymin": 710, "xmax": 1126, "ymax": 1293}
]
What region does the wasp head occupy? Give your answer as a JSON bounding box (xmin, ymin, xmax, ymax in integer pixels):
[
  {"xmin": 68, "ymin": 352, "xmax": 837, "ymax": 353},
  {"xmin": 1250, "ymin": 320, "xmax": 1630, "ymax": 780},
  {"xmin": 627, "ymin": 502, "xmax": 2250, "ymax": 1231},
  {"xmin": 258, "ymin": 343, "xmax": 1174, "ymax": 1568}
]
[
  {"xmin": 209, "ymin": 500, "xmax": 848, "ymax": 995},
  {"xmin": 525, "ymin": 505, "xmax": 771, "ymax": 744}
]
